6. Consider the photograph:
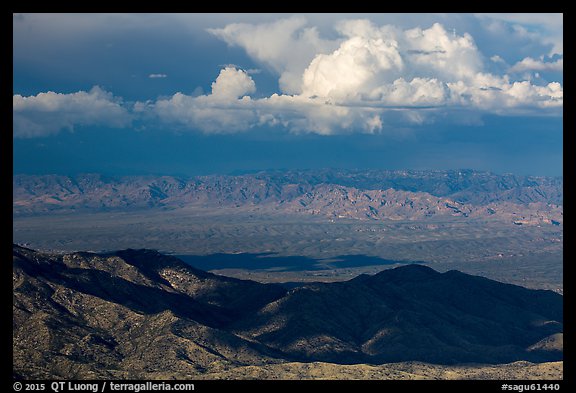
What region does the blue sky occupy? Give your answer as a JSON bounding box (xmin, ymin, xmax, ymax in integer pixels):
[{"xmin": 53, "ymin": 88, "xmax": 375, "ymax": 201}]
[{"xmin": 13, "ymin": 13, "xmax": 563, "ymax": 176}]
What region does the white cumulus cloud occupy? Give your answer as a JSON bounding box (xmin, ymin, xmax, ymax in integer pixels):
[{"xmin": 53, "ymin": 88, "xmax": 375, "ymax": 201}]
[
  {"xmin": 14, "ymin": 17, "xmax": 563, "ymax": 138},
  {"xmin": 150, "ymin": 19, "xmax": 563, "ymax": 135},
  {"xmin": 154, "ymin": 67, "xmax": 258, "ymax": 133},
  {"xmin": 509, "ymin": 57, "xmax": 563, "ymax": 73},
  {"xmin": 13, "ymin": 86, "xmax": 131, "ymax": 138},
  {"xmin": 210, "ymin": 67, "xmax": 256, "ymax": 99},
  {"xmin": 301, "ymin": 21, "xmax": 484, "ymax": 106},
  {"xmin": 208, "ymin": 16, "xmax": 338, "ymax": 94},
  {"xmin": 301, "ymin": 27, "xmax": 404, "ymax": 101},
  {"xmin": 152, "ymin": 66, "xmax": 387, "ymax": 135}
]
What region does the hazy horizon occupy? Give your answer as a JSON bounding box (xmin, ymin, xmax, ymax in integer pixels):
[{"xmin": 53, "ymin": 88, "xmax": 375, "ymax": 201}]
[{"xmin": 11, "ymin": 165, "xmax": 564, "ymax": 179}]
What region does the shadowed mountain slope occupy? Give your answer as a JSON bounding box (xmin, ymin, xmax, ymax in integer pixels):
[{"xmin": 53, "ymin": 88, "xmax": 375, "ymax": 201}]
[
  {"xmin": 234, "ymin": 264, "xmax": 562, "ymax": 364},
  {"xmin": 13, "ymin": 246, "xmax": 562, "ymax": 379}
]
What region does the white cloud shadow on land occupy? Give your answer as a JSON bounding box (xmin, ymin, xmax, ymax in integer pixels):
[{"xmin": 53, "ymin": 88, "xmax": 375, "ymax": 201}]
[{"xmin": 13, "ymin": 86, "xmax": 131, "ymax": 138}]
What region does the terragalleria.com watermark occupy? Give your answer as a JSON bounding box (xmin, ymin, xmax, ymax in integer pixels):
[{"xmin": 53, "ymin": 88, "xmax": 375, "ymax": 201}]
[{"xmin": 13, "ymin": 382, "xmax": 195, "ymax": 393}]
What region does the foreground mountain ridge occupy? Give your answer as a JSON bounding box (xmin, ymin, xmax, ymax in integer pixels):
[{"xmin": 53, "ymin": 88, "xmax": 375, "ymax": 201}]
[{"xmin": 13, "ymin": 245, "xmax": 563, "ymax": 379}]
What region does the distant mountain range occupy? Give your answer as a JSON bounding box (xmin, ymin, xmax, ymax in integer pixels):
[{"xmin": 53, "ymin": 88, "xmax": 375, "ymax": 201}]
[
  {"xmin": 13, "ymin": 245, "xmax": 563, "ymax": 379},
  {"xmin": 13, "ymin": 169, "xmax": 563, "ymax": 225}
]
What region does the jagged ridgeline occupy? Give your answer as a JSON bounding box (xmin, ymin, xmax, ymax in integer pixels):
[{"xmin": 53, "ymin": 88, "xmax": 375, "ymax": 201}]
[
  {"xmin": 13, "ymin": 245, "xmax": 563, "ymax": 380},
  {"xmin": 13, "ymin": 169, "xmax": 563, "ymax": 223}
]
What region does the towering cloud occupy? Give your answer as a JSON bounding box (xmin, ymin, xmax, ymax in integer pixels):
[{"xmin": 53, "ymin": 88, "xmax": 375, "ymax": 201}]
[
  {"xmin": 208, "ymin": 16, "xmax": 338, "ymax": 94},
  {"xmin": 13, "ymin": 16, "xmax": 563, "ymax": 137},
  {"xmin": 210, "ymin": 67, "xmax": 256, "ymax": 99},
  {"xmin": 154, "ymin": 67, "xmax": 259, "ymax": 133}
]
